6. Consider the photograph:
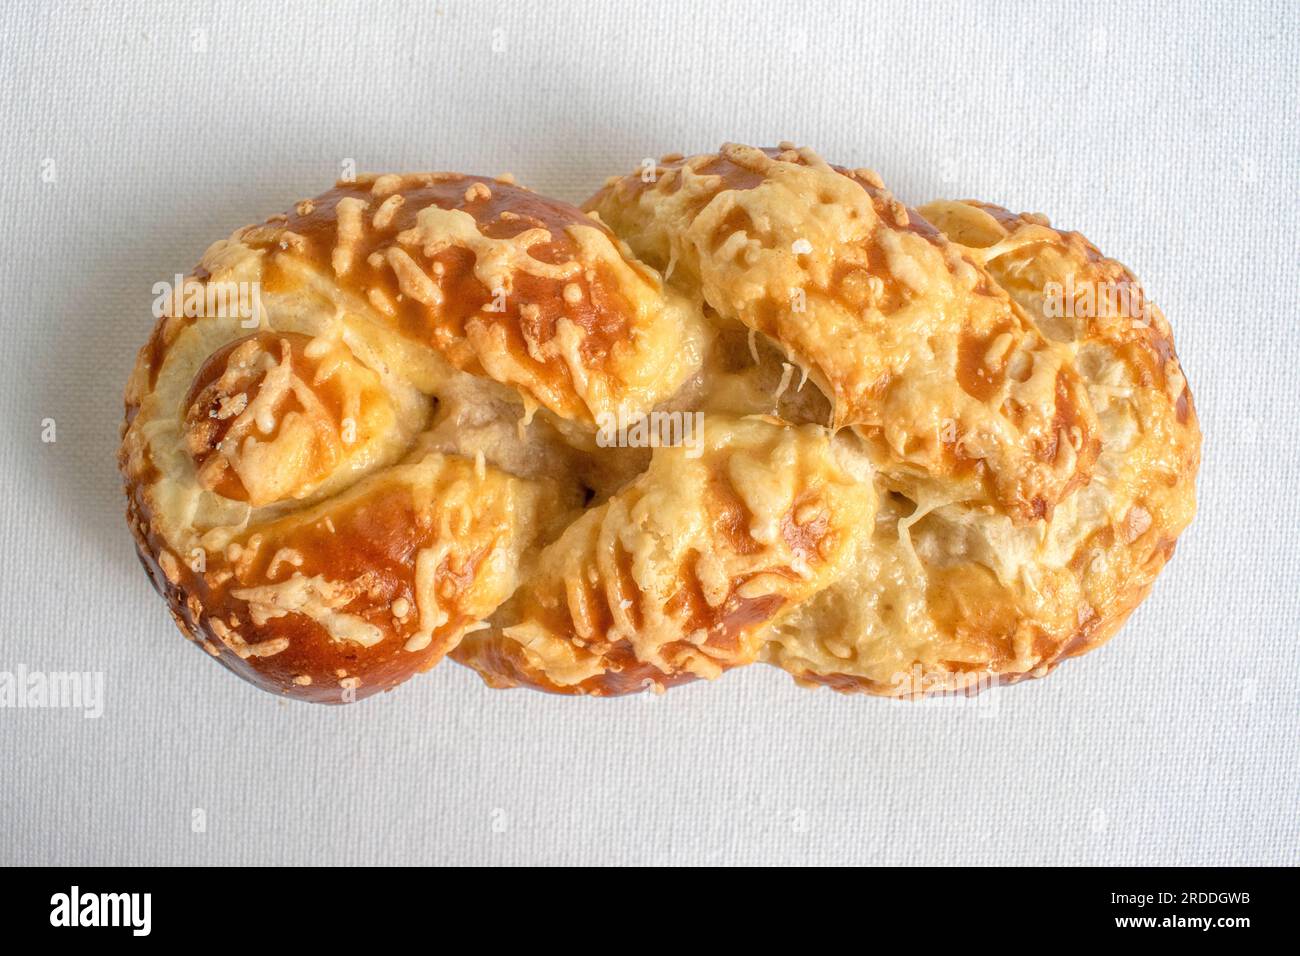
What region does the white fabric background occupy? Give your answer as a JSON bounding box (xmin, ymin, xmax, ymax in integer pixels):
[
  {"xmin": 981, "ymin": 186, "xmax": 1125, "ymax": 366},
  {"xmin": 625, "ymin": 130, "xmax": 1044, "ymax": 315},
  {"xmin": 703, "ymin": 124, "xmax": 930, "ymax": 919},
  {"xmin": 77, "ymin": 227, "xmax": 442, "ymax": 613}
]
[{"xmin": 0, "ymin": 0, "xmax": 1295, "ymax": 866}]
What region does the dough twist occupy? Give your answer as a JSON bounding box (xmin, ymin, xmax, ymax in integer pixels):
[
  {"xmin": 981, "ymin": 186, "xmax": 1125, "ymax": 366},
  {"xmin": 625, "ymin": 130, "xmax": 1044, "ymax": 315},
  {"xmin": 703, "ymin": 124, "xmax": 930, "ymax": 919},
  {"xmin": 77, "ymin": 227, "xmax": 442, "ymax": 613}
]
[{"xmin": 121, "ymin": 145, "xmax": 1199, "ymax": 702}]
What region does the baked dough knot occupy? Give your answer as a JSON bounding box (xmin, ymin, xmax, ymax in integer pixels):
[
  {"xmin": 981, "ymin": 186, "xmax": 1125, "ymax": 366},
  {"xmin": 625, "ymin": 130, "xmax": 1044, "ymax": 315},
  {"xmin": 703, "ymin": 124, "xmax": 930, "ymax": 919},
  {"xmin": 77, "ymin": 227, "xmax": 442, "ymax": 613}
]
[{"xmin": 120, "ymin": 145, "xmax": 1200, "ymax": 702}]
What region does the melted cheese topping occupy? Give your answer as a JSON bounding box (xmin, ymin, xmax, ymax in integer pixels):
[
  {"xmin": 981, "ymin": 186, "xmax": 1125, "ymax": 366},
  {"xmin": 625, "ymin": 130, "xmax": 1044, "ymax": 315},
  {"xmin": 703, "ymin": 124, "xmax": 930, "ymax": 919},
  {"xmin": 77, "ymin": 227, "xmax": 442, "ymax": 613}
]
[
  {"xmin": 453, "ymin": 416, "xmax": 875, "ymax": 691},
  {"xmin": 760, "ymin": 198, "xmax": 1200, "ymax": 694},
  {"xmin": 588, "ymin": 143, "xmax": 1103, "ymax": 524},
  {"xmin": 233, "ymin": 573, "xmax": 384, "ymax": 647}
]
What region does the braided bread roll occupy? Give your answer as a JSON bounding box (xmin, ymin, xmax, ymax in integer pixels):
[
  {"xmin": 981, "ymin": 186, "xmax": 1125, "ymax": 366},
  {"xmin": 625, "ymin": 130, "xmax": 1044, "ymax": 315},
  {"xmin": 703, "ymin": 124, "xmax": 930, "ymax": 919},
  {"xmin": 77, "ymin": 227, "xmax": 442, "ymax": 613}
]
[{"xmin": 121, "ymin": 145, "xmax": 1199, "ymax": 702}]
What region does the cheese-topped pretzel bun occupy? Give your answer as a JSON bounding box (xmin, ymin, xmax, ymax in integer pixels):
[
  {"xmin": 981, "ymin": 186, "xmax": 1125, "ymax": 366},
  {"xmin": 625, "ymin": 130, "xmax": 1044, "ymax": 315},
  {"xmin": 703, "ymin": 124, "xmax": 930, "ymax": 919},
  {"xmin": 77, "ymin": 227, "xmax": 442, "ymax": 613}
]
[
  {"xmin": 122, "ymin": 145, "xmax": 1199, "ymax": 702},
  {"xmin": 120, "ymin": 172, "xmax": 703, "ymax": 701},
  {"xmin": 584, "ymin": 144, "xmax": 1200, "ymax": 696}
]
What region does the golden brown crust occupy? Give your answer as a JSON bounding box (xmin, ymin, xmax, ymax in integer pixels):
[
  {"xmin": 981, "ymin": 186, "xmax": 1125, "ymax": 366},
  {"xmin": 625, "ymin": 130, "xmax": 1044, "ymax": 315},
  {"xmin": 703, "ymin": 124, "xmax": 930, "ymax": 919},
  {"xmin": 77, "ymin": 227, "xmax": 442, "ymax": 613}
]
[
  {"xmin": 122, "ymin": 147, "xmax": 1200, "ymax": 703},
  {"xmin": 126, "ymin": 449, "xmax": 562, "ymax": 702}
]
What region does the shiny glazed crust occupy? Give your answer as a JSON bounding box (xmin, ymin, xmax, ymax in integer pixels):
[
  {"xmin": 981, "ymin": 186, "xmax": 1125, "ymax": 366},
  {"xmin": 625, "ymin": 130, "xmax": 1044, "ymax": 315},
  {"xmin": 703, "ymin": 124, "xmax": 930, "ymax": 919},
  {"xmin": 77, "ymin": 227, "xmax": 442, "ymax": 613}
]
[{"xmin": 121, "ymin": 146, "xmax": 1200, "ymax": 701}]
